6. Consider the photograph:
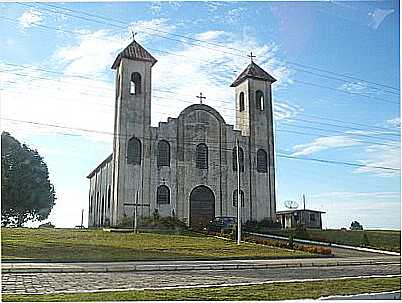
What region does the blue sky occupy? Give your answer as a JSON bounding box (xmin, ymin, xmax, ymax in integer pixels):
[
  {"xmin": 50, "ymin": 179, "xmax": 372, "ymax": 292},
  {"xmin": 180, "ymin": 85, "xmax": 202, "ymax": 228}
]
[{"xmin": 0, "ymin": 1, "xmax": 400, "ymax": 229}]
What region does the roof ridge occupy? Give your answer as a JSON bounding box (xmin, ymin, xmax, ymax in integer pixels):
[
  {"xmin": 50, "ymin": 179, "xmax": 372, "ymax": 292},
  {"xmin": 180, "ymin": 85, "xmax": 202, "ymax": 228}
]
[
  {"xmin": 230, "ymin": 61, "xmax": 276, "ymax": 87},
  {"xmin": 111, "ymin": 40, "xmax": 157, "ymax": 69}
]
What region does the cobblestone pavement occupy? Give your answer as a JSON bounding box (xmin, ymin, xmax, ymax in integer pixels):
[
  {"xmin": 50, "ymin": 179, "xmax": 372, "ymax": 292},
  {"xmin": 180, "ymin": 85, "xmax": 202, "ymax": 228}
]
[{"xmin": 2, "ymin": 264, "xmax": 400, "ymax": 294}]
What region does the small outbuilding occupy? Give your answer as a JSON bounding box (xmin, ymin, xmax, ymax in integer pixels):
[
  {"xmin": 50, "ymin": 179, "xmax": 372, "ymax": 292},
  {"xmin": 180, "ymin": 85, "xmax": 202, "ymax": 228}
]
[{"xmin": 276, "ymin": 209, "xmax": 325, "ymax": 229}]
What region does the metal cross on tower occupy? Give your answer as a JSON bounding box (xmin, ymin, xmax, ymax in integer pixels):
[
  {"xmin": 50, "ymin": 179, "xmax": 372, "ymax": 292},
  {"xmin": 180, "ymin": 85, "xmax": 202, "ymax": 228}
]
[
  {"xmin": 131, "ymin": 30, "xmax": 138, "ymax": 41},
  {"xmin": 196, "ymin": 92, "xmax": 206, "ymax": 104},
  {"xmin": 248, "ymin": 52, "xmax": 256, "ymax": 62}
]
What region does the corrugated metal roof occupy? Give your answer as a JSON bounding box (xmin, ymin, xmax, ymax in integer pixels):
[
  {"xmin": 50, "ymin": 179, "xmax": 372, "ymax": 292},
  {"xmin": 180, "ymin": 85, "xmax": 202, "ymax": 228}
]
[
  {"xmin": 230, "ymin": 61, "xmax": 276, "ymax": 87},
  {"xmin": 111, "ymin": 40, "xmax": 157, "ymax": 69}
]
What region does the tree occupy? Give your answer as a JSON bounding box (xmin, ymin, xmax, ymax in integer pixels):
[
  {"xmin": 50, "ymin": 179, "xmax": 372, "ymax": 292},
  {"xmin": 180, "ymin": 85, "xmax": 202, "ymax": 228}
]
[
  {"xmin": 1, "ymin": 132, "xmax": 56, "ymax": 227},
  {"xmin": 350, "ymin": 221, "xmax": 363, "ymax": 230}
]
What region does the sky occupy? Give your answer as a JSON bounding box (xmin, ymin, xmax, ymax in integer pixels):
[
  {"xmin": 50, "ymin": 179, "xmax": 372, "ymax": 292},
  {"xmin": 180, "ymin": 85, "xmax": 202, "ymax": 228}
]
[{"xmin": 0, "ymin": 1, "xmax": 400, "ymax": 230}]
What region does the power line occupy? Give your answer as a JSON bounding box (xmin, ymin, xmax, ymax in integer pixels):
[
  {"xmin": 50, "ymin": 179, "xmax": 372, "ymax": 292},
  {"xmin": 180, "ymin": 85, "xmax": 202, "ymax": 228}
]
[
  {"xmin": 23, "ymin": 2, "xmax": 400, "ymax": 92},
  {"xmin": 277, "ymin": 154, "xmax": 399, "ymax": 172},
  {"xmin": 1, "ymin": 11, "xmax": 399, "ymax": 105},
  {"xmin": 3, "ymin": 67, "xmax": 399, "ymax": 138},
  {"xmin": 292, "ymin": 79, "xmax": 399, "ymax": 105},
  {"xmin": 2, "ymin": 117, "xmax": 400, "ymax": 172}
]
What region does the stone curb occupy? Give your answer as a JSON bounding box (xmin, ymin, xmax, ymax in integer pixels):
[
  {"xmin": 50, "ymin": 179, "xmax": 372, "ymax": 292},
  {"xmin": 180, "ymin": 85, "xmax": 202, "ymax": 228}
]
[{"xmin": 2, "ymin": 260, "xmax": 399, "ymax": 274}]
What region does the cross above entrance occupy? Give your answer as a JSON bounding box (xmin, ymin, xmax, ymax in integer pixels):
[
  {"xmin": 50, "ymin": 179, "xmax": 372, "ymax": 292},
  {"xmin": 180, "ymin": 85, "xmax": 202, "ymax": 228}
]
[{"xmin": 196, "ymin": 92, "xmax": 206, "ymax": 104}]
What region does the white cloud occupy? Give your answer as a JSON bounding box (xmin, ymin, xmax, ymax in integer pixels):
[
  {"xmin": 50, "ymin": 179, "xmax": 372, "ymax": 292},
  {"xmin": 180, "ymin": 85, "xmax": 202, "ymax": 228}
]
[
  {"xmin": 354, "ymin": 142, "xmax": 400, "ymax": 176},
  {"xmin": 2, "ymin": 22, "xmax": 294, "ymax": 144},
  {"xmin": 274, "ymin": 101, "xmax": 303, "ymax": 121},
  {"xmin": 310, "ymin": 191, "xmax": 400, "ymax": 200},
  {"xmin": 291, "ymin": 135, "xmax": 360, "ymax": 156},
  {"xmin": 53, "ymin": 30, "xmax": 123, "ymax": 76},
  {"xmin": 129, "ymin": 18, "xmax": 176, "ymax": 42},
  {"xmin": 19, "ymin": 9, "xmax": 43, "ymax": 29},
  {"xmin": 368, "ymin": 8, "xmax": 394, "ymax": 29},
  {"xmin": 149, "ymin": 2, "xmax": 162, "ymax": 15},
  {"xmin": 194, "ymin": 30, "xmax": 227, "ymax": 41},
  {"xmin": 386, "ymin": 117, "xmax": 400, "ymax": 128}
]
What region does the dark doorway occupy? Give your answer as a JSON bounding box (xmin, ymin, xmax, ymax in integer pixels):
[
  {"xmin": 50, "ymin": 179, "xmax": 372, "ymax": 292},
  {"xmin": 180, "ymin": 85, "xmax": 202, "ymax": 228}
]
[{"xmin": 189, "ymin": 186, "xmax": 215, "ymax": 229}]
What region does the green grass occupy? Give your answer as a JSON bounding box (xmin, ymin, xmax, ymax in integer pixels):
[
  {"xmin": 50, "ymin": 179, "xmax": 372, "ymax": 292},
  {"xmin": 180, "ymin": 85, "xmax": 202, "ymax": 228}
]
[
  {"xmin": 3, "ymin": 277, "xmax": 400, "ymax": 301},
  {"xmin": 1, "ymin": 228, "xmax": 310, "ymax": 262},
  {"xmin": 265, "ymin": 229, "xmax": 401, "ymax": 252}
]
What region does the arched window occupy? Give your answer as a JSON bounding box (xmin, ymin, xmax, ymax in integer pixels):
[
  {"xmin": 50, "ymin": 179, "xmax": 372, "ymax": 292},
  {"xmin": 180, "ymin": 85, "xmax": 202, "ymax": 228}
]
[
  {"xmin": 107, "ymin": 186, "xmax": 111, "ymax": 209},
  {"xmin": 257, "ymin": 149, "xmax": 268, "ymax": 173},
  {"xmin": 89, "ymin": 194, "xmax": 93, "ymax": 215},
  {"xmin": 130, "ymin": 72, "xmax": 141, "ymax": 95},
  {"xmin": 157, "ymin": 185, "xmax": 170, "ymax": 204},
  {"xmin": 157, "ymin": 140, "xmax": 170, "ymax": 167},
  {"xmin": 116, "ymin": 74, "xmax": 120, "ymax": 98},
  {"xmin": 256, "ymin": 90, "xmax": 264, "ymax": 111},
  {"xmin": 233, "ymin": 190, "xmax": 245, "ymax": 207},
  {"xmin": 196, "ymin": 143, "xmax": 208, "ymax": 169},
  {"xmin": 239, "ymin": 92, "xmax": 245, "ymax": 112},
  {"xmin": 232, "ymin": 146, "xmax": 244, "ymax": 172},
  {"xmin": 127, "ymin": 137, "xmax": 141, "ymax": 165}
]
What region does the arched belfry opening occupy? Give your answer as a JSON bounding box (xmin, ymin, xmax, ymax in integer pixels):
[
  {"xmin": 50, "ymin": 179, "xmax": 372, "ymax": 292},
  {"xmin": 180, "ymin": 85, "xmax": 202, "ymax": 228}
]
[
  {"xmin": 189, "ymin": 186, "xmax": 215, "ymax": 229},
  {"xmin": 256, "ymin": 90, "xmax": 264, "ymax": 111},
  {"xmin": 130, "ymin": 72, "xmax": 141, "ymax": 95}
]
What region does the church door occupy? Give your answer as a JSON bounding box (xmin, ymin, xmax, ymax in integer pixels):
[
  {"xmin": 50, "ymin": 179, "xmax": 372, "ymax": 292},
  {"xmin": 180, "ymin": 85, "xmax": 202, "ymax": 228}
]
[{"xmin": 189, "ymin": 186, "xmax": 215, "ymax": 229}]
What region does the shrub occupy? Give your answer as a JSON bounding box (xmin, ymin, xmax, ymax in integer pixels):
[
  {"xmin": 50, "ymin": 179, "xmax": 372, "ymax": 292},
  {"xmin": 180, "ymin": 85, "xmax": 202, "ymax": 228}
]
[
  {"xmin": 38, "ymin": 222, "xmax": 55, "ymax": 228},
  {"xmin": 363, "ymin": 233, "xmax": 370, "ymax": 246},
  {"xmin": 294, "ymin": 223, "xmax": 309, "ymax": 238}
]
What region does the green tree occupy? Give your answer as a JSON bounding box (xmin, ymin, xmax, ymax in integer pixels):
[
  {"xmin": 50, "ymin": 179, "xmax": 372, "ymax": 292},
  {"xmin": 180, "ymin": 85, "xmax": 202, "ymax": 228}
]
[
  {"xmin": 350, "ymin": 221, "xmax": 363, "ymax": 230},
  {"xmin": 1, "ymin": 132, "xmax": 56, "ymax": 227}
]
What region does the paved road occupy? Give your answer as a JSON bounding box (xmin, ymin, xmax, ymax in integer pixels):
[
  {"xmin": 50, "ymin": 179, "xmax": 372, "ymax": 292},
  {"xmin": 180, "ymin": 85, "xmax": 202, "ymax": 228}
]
[{"xmin": 2, "ymin": 263, "xmax": 400, "ymax": 295}]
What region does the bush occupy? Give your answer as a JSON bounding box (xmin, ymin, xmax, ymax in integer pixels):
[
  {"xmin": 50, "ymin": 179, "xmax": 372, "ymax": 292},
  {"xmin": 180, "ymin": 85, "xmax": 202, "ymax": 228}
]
[
  {"xmin": 294, "ymin": 223, "xmax": 309, "ymax": 238},
  {"xmin": 363, "ymin": 233, "xmax": 370, "ymax": 246},
  {"xmin": 243, "ymin": 218, "xmax": 281, "ymax": 232},
  {"xmin": 350, "ymin": 221, "xmax": 363, "ymax": 230},
  {"xmin": 140, "ymin": 215, "xmax": 187, "ymax": 230},
  {"xmin": 241, "ymin": 234, "xmax": 332, "ymax": 255},
  {"xmin": 38, "ymin": 222, "xmax": 55, "ymax": 228},
  {"xmin": 257, "ymin": 218, "xmax": 282, "ymax": 230}
]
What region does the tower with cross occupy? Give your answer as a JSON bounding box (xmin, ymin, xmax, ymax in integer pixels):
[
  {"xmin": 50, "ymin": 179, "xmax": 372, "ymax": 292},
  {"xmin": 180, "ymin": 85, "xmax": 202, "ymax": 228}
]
[
  {"xmin": 88, "ymin": 39, "xmax": 278, "ymax": 229},
  {"xmin": 230, "ymin": 53, "xmax": 278, "ymax": 220}
]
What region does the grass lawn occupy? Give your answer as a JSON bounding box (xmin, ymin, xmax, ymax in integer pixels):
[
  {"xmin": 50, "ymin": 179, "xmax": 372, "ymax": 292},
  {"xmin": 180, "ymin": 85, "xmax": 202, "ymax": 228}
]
[
  {"xmin": 264, "ymin": 229, "xmax": 401, "ymax": 252},
  {"xmin": 1, "ymin": 228, "xmax": 310, "ymax": 262},
  {"xmin": 3, "ymin": 277, "xmax": 400, "ymax": 301}
]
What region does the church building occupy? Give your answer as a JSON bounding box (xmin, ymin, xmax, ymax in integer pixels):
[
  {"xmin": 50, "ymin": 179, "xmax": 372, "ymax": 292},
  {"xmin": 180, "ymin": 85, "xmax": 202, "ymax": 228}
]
[{"xmin": 87, "ymin": 39, "xmax": 277, "ymax": 228}]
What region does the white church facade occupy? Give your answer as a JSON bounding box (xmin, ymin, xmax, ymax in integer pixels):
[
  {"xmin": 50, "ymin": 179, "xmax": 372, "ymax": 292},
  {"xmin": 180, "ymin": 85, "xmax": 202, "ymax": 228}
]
[{"xmin": 87, "ymin": 40, "xmax": 277, "ymax": 228}]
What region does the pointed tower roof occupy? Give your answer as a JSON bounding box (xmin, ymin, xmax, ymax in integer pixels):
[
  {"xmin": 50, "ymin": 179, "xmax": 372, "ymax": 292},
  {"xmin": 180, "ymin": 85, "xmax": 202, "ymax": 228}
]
[
  {"xmin": 230, "ymin": 61, "xmax": 276, "ymax": 87},
  {"xmin": 111, "ymin": 40, "xmax": 157, "ymax": 69}
]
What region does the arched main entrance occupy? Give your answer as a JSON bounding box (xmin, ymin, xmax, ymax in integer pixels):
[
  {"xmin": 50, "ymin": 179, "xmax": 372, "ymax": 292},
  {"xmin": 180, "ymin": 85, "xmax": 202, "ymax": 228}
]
[{"xmin": 189, "ymin": 186, "xmax": 215, "ymax": 229}]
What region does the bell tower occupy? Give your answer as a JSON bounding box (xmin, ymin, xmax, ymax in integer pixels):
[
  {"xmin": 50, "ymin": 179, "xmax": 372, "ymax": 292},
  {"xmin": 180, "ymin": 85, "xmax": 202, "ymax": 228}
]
[
  {"xmin": 110, "ymin": 39, "xmax": 157, "ymax": 226},
  {"xmin": 231, "ymin": 59, "xmax": 277, "ymax": 221}
]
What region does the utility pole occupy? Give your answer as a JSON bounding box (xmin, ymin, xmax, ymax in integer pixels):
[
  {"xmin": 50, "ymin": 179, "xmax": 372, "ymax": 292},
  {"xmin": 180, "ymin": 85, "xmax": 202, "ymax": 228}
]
[
  {"xmin": 81, "ymin": 209, "xmax": 84, "ymax": 228},
  {"xmin": 236, "ymin": 138, "xmax": 241, "ymax": 245},
  {"xmin": 303, "ymin": 194, "xmax": 306, "ymax": 210}
]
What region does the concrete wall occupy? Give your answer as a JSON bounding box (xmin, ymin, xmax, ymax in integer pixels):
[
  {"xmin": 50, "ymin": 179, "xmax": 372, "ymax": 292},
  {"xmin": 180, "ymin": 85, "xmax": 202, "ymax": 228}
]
[{"xmin": 88, "ymin": 155, "xmax": 113, "ymax": 227}]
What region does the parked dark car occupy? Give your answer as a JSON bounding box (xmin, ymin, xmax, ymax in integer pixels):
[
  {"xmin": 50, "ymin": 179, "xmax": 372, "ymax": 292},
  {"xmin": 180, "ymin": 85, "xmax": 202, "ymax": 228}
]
[{"xmin": 206, "ymin": 216, "xmax": 237, "ymax": 234}]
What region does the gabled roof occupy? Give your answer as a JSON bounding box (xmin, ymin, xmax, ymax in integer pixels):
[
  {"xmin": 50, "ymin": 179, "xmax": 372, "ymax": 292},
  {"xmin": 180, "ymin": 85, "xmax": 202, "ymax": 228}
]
[
  {"xmin": 230, "ymin": 61, "xmax": 276, "ymax": 87},
  {"xmin": 111, "ymin": 40, "xmax": 157, "ymax": 69}
]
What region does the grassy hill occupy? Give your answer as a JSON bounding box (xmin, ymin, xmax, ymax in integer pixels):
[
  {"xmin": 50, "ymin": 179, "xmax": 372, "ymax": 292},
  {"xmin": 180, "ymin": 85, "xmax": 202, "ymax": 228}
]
[
  {"xmin": 1, "ymin": 228, "xmax": 311, "ymax": 262},
  {"xmin": 265, "ymin": 229, "xmax": 401, "ymax": 252}
]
